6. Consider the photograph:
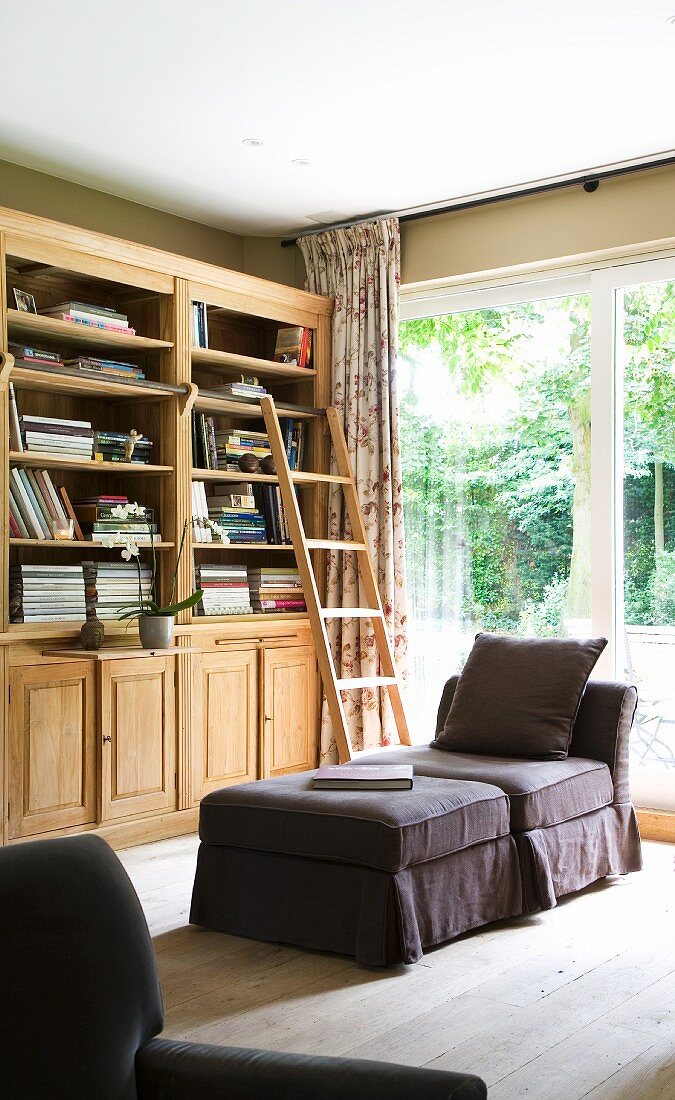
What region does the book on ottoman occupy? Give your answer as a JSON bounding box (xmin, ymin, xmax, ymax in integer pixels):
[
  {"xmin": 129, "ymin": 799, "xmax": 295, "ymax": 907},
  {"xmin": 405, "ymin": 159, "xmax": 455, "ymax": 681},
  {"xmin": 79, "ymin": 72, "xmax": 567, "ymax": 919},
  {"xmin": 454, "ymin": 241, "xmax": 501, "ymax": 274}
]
[{"xmin": 313, "ymin": 764, "xmax": 413, "ymax": 790}]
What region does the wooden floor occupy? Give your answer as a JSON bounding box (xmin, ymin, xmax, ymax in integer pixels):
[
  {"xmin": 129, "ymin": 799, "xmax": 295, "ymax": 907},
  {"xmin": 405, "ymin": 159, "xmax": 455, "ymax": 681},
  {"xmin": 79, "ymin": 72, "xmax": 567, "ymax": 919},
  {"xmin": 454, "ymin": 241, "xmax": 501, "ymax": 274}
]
[{"xmin": 119, "ymin": 836, "xmax": 675, "ymax": 1099}]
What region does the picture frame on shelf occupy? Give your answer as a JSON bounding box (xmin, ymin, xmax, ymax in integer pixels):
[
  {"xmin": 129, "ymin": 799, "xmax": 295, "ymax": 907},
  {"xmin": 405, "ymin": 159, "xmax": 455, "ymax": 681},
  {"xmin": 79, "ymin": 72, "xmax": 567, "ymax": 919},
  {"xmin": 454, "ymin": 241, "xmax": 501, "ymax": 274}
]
[{"xmin": 13, "ymin": 289, "xmax": 37, "ymax": 313}]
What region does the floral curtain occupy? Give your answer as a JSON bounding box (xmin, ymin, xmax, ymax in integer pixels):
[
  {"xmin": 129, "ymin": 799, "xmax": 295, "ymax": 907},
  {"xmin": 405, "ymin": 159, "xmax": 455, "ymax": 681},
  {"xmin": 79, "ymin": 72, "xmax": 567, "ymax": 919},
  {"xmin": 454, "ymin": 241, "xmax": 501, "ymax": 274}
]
[{"xmin": 298, "ymin": 219, "xmax": 408, "ymax": 760}]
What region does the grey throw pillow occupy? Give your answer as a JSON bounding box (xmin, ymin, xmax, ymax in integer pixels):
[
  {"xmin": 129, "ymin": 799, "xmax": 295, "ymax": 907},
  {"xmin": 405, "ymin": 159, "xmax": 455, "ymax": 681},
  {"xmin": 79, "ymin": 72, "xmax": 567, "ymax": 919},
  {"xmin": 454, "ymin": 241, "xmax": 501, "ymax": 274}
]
[{"xmin": 432, "ymin": 633, "xmax": 607, "ymax": 761}]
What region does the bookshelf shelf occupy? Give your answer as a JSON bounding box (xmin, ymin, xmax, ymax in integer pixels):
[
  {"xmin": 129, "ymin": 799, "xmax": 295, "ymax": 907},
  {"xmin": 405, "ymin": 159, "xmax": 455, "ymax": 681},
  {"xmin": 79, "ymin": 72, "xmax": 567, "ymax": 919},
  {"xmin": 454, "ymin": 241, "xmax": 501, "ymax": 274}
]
[
  {"xmin": 7, "ymin": 309, "xmax": 173, "ymax": 353},
  {"xmin": 10, "ymin": 365, "xmax": 177, "ymax": 402},
  {"xmin": 194, "ymin": 391, "xmax": 320, "ymax": 421},
  {"xmin": 193, "ymin": 612, "xmax": 308, "ymax": 624},
  {"xmin": 192, "ymin": 543, "xmax": 295, "ymax": 551},
  {"xmin": 10, "ymin": 539, "xmax": 175, "ymax": 549},
  {"xmin": 191, "ymin": 467, "xmax": 345, "ymax": 486},
  {"xmin": 9, "ymin": 452, "xmax": 173, "ymax": 476},
  {"xmin": 191, "ymin": 346, "xmax": 317, "ymax": 384}
]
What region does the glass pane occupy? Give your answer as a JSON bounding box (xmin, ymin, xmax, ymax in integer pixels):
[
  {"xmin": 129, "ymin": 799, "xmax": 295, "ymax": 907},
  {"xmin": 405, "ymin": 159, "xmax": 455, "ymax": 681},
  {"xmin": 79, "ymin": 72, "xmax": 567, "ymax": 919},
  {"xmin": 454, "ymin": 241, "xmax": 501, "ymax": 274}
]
[
  {"xmin": 620, "ymin": 279, "xmax": 675, "ymax": 811},
  {"xmin": 400, "ymin": 294, "xmax": 591, "ymax": 740}
]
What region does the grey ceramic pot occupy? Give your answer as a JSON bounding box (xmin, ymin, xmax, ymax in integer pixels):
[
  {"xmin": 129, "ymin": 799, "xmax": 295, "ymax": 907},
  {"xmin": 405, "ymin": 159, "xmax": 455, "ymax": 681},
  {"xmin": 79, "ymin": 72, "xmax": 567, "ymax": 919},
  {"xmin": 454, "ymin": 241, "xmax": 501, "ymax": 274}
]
[{"xmin": 138, "ymin": 615, "xmax": 175, "ymax": 649}]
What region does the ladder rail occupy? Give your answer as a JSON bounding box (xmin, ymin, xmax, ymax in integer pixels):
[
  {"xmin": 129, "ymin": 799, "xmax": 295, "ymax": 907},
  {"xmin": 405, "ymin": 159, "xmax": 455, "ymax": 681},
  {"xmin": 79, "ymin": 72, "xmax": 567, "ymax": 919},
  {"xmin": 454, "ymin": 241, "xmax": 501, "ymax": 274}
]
[{"xmin": 260, "ymin": 396, "xmax": 410, "ymax": 761}]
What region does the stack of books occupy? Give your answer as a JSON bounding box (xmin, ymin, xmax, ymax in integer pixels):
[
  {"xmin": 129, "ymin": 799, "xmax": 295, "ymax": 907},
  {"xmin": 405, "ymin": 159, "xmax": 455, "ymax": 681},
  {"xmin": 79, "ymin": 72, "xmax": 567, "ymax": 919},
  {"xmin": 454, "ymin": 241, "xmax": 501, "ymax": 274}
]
[
  {"xmin": 278, "ymin": 418, "xmax": 305, "ymax": 471},
  {"xmin": 9, "ymin": 467, "xmax": 80, "ymax": 541},
  {"xmin": 273, "ymin": 326, "xmax": 312, "ymax": 368},
  {"xmin": 207, "ymin": 487, "xmax": 267, "ymax": 544},
  {"xmin": 63, "ymin": 356, "xmax": 145, "ymax": 382},
  {"xmin": 72, "ymin": 497, "xmax": 160, "ymax": 543},
  {"xmin": 248, "ymin": 567, "xmax": 306, "ymax": 613},
  {"xmin": 215, "ymin": 428, "xmax": 272, "ymax": 470},
  {"xmin": 10, "ymin": 564, "xmax": 86, "ymax": 623},
  {"xmin": 93, "ymin": 431, "xmax": 154, "ymax": 464},
  {"xmin": 38, "ymin": 301, "xmax": 135, "ymax": 335},
  {"xmin": 212, "ymin": 380, "xmax": 267, "ymax": 403},
  {"xmin": 19, "ymin": 414, "xmax": 94, "ymax": 460},
  {"xmin": 9, "ymin": 344, "xmax": 62, "ymax": 368},
  {"xmin": 195, "ymin": 563, "xmax": 252, "ymax": 616},
  {"xmin": 83, "ymin": 561, "xmax": 153, "ymax": 620}
]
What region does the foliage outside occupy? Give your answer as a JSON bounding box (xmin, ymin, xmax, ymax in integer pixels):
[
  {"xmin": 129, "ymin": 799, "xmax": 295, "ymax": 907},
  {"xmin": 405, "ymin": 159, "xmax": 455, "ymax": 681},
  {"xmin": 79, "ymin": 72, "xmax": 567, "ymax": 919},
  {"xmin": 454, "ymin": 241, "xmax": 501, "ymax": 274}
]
[{"xmin": 399, "ymin": 283, "xmax": 675, "ymax": 650}]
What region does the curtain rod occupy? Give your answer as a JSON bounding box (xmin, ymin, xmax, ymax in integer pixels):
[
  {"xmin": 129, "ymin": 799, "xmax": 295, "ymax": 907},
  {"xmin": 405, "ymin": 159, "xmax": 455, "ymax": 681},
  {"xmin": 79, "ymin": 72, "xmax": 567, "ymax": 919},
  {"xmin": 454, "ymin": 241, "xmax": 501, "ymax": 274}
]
[{"xmin": 280, "ymin": 152, "xmax": 675, "ymax": 247}]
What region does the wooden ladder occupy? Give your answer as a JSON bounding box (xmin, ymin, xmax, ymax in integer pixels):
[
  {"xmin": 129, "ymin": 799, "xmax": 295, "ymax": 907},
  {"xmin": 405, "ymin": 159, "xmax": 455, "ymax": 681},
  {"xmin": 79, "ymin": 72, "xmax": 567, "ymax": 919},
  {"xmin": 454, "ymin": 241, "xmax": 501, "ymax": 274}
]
[{"xmin": 260, "ymin": 396, "xmax": 410, "ymax": 762}]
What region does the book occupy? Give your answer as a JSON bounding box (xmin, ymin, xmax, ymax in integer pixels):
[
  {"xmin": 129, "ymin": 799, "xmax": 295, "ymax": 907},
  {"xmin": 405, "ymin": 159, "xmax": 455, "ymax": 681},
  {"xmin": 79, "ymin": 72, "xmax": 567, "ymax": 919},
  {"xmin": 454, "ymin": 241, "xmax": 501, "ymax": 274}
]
[
  {"xmin": 39, "ymin": 301, "xmax": 128, "ymax": 322},
  {"xmin": 57, "ymin": 485, "xmax": 85, "ymax": 540},
  {"xmin": 9, "ymin": 344, "xmax": 62, "ymax": 365},
  {"xmin": 192, "ymin": 301, "xmax": 209, "ymax": 348},
  {"xmin": 8, "ymin": 382, "xmax": 22, "ymax": 452},
  {"xmin": 313, "ymin": 765, "xmax": 414, "ymax": 791}
]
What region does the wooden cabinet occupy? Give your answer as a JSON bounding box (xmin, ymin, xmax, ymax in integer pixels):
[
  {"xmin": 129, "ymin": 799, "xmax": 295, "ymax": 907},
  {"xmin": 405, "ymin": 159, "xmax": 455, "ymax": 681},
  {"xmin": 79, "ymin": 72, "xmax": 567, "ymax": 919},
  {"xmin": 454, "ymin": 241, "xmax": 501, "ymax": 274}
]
[
  {"xmin": 262, "ymin": 645, "xmax": 318, "ymax": 778},
  {"xmin": 100, "ymin": 656, "xmax": 176, "ymax": 822},
  {"xmin": 191, "ymin": 648, "xmax": 258, "ymax": 803},
  {"xmin": 7, "ymin": 662, "xmax": 96, "ymax": 839}
]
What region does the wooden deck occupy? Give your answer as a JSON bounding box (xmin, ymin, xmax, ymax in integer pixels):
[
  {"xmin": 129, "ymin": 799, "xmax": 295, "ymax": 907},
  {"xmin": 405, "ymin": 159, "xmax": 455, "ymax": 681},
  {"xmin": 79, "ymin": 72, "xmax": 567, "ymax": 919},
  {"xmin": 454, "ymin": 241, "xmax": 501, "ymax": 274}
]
[{"xmin": 120, "ymin": 836, "xmax": 675, "ymax": 1099}]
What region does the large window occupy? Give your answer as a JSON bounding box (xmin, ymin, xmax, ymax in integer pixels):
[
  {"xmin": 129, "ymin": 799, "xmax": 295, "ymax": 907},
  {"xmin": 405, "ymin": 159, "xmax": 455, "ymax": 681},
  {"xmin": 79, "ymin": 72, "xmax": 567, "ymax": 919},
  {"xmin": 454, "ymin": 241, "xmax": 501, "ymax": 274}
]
[{"xmin": 400, "ymin": 262, "xmax": 675, "ymax": 811}]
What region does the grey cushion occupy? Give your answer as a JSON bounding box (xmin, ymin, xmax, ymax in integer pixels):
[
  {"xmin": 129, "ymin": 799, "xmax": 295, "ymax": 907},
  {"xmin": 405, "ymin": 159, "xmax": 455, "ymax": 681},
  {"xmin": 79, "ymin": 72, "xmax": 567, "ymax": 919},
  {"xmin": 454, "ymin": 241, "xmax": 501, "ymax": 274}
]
[
  {"xmin": 352, "ymin": 747, "xmax": 614, "ymax": 832},
  {"xmin": 199, "ymin": 773, "xmax": 509, "ymax": 872},
  {"xmin": 435, "ymin": 633, "xmax": 607, "ymax": 760}
]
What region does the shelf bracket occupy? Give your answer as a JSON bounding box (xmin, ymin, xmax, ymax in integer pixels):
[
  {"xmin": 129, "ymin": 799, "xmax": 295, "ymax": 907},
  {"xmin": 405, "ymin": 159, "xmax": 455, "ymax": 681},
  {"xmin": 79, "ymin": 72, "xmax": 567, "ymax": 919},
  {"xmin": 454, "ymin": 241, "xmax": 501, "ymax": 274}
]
[
  {"xmin": 0, "ymin": 351, "xmax": 15, "ymax": 385},
  {"xmin": 178, "ymin": 382, "xmax": 198, "ymax": 418}
]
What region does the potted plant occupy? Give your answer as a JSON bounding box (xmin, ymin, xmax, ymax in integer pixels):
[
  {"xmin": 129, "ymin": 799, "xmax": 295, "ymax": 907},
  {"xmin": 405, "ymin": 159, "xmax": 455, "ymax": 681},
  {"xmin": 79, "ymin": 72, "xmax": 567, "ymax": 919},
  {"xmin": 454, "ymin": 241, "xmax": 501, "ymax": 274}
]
[{"xmin": 99, "ymin": 506, "xmax": 203, "ymax": 649}]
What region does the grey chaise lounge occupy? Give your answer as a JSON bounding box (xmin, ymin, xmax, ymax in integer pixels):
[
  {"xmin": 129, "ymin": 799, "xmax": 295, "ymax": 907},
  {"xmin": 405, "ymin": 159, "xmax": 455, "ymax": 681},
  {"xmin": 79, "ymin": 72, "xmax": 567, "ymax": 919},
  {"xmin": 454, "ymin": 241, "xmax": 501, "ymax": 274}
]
[{"xmin": 190, "ymin": 672, "xmax": 641, "ymax": 965}]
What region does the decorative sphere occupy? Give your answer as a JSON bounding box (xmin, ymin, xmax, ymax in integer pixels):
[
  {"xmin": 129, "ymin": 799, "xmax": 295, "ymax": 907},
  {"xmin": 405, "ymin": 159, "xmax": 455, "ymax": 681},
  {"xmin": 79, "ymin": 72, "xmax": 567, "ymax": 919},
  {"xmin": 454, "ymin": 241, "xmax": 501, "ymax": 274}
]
[
  {"xmin": 238, "ymin": 453, "xmax": 260, "ymax": 473},
  {"xmin": 260, "ymin": 455, "xmax": 276, "ymax": 475}
]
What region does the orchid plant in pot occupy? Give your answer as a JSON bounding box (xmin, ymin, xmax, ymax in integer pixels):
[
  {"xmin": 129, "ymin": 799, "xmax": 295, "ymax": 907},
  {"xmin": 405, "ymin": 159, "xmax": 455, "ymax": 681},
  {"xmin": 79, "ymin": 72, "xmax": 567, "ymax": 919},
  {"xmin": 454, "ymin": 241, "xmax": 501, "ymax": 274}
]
[{"xmin": 99, "ymin": 505, "xmax": 203, "ymax": 649}]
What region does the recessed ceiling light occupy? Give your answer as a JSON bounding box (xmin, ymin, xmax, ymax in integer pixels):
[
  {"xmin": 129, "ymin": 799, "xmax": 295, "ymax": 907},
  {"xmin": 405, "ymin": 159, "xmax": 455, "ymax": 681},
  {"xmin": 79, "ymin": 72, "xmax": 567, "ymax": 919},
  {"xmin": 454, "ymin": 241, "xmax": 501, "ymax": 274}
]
[
  {"xmin": 242, "ymin": 138, "xmax": 264, "ymax": 147},
  {"xmin": 291, "ymin": 158, "xmax": 311, "ymax": 167}
]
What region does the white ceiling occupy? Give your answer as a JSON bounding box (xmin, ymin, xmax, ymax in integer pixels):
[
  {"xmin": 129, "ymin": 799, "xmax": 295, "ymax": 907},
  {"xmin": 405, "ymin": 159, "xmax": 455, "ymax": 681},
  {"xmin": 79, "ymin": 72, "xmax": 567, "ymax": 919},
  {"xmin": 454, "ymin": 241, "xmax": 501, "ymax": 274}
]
[{"xmin": 1, "ymin": 0, "xmax": 674, "ymax": 237}]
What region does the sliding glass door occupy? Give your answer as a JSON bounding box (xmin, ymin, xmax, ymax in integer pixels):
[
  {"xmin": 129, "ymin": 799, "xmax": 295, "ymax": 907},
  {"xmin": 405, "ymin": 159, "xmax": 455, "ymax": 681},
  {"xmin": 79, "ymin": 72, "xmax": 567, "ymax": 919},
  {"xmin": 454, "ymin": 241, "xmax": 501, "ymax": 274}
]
[
  {"xmin": 401, "ymin": 258, "xmax": 675, "ymax": 812},
  {"xmin": 595, "ymin": 260, "xmax": 675, "ymax": 811}
]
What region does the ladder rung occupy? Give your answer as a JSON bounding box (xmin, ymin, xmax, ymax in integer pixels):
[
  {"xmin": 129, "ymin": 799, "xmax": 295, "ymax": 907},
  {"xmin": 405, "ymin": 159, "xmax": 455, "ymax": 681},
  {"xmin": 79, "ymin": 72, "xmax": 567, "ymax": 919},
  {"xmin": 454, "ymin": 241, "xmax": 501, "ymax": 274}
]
[
  {"xmin": 291, "ymin": 472, "xmax": 350, "ymax": 485},
  {"xmin": 320, "ymin": 607, "xmax": 383, "ymax": 619},
  {"xmin": 336, "ymin": 677, "xmax": 398, "ymax": 689},
  {"xmin": 306, "ymin": 539, "xmax": 367, "ymax": 551}
]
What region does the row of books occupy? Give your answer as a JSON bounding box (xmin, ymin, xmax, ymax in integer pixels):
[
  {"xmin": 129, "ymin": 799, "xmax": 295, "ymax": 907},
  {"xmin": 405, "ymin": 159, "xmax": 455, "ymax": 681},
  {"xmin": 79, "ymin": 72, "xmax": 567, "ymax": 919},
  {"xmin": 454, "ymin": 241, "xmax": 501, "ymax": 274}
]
[
  {"xmin": 9, "ymin": 467, "xmax": 79, "ymax": 541},
  {"xmin": 8, "ymin": 385, "xmax": 154, "ymax": 463},
  {"xmin": 10, "ymin": 561, "xmax": 152, "ymax": 623},
  {"xmin": 9, "ymin": 560, "xmax": 307, "ymax": 623},
  {"xmin": 10, "ymin": 344, "xmax": 146, "ymax": 382},
  {"xmin": 9, "ymin": 482, "xmax": 159, "ymax": 543},
  {"xmin": 192, "ymin": 479, "xmax": 292, "ymax": 545},
  {"xmin": 193, "ymin": 565, "xmax": 306, "ymax": 616},
  {"xmin": 37, "ymin": 300, "xmax": 135, "ymax": 335},
  {"xmin": 191, "ymin": 416, "xmax": 304, "ymax": 472}
]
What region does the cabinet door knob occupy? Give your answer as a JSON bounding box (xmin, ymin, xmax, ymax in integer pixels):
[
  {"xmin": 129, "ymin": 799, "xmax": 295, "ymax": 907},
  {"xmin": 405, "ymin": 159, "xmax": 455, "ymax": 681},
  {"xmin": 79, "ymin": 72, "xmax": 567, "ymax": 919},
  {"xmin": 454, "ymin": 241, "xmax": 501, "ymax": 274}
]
[{"xmin": 102, "ymin": 735, "xmax": 112, "ymax": 744}]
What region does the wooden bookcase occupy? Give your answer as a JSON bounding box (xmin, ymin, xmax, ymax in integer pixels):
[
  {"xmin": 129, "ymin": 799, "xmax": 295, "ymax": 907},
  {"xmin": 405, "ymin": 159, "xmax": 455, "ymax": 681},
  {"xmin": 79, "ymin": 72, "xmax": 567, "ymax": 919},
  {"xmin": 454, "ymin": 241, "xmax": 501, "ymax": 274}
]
[{"xmin": 0, "ymin": 205, "xmax": 332, "ymax": 849}]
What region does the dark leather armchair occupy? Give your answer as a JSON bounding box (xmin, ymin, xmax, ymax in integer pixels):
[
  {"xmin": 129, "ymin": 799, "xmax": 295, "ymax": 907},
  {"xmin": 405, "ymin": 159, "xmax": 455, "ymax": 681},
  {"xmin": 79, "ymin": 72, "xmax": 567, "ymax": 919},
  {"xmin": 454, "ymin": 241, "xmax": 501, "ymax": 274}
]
[{"xmin": 0, "ymin": 835, "xmax": 486, "ymax": 1098}]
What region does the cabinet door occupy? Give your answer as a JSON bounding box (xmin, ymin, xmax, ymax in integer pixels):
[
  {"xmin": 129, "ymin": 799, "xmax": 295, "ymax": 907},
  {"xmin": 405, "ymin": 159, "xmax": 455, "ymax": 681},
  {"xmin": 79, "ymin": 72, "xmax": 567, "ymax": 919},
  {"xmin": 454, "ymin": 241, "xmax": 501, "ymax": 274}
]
[
  {"xmin": 8, "ymin": 662, "xmax": 96, "ymax": 839},
  {"xmin": 262, "ymin": 645, "xmax": 318, "ymax": 778},
  {"xmin": 100, "ymin": 656, "xmax": 176, "ymax": 821},
  {"xmin": 191, "ymin": 649, "xmax": 258, "ymax": 804}
]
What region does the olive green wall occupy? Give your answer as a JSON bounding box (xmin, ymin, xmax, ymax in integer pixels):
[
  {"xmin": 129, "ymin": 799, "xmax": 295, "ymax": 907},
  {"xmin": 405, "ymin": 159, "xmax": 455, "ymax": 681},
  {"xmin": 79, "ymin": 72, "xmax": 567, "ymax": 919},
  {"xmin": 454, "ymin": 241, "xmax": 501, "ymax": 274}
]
[
  {"xmin": 0, "ymin": 159, "xmax": 244, "ymax": 269},
  {"xmin": 400, "ymin": 164, "xmax": 675, "ymax": 285}
]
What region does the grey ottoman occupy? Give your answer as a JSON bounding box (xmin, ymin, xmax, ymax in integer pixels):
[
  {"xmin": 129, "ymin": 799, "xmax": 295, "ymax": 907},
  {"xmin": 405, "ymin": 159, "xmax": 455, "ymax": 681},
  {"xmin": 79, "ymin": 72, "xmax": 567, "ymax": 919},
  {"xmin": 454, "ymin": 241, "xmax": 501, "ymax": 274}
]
[{"xmin": 190, "ymin": 772, "xmax": 522, "ymax": 965}]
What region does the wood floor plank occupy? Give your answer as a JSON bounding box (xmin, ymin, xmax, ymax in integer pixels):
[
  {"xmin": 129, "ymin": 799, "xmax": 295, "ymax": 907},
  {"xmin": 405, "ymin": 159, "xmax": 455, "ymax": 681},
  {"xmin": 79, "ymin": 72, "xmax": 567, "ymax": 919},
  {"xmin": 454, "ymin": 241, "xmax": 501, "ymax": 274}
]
[{"xmin": 116, "ymin": 836, "xmax": 675, "ymax": 1098}]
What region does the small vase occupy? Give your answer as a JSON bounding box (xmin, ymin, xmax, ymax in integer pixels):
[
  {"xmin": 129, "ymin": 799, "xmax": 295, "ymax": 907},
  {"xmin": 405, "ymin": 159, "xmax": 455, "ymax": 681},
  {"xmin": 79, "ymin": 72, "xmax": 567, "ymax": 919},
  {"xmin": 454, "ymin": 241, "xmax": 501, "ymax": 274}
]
[
  {"xmin": 138, "ymin": 615, "xmax": 175, "ymax": 649},
  {"xmin": 80, "ymin": 613, "xmax": 105, "ymax": 651}
]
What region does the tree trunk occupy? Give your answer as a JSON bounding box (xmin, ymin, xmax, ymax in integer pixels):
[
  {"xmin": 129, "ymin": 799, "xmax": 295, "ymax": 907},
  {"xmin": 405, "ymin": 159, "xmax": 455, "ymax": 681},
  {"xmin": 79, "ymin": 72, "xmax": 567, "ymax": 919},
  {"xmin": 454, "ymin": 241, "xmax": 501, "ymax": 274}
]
[
  {"xmin": 565, "ymin": 390, "xmax": 592, "ymax": 621},
  {"xmin": 654, "ymin": 460, "xmax": 665, "ymax": 554}
]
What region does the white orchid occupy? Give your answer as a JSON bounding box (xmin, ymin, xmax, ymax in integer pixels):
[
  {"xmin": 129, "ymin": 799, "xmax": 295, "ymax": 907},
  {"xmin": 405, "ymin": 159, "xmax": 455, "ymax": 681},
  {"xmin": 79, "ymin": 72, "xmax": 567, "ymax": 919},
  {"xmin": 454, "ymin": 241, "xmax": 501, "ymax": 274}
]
[
  {"xmin": 204, "ymin": 519, "xmax": 230, "ymax": 543},
  {"xmin": 98, "ymin": 532, "xmax": 140, "ymax": 559},
  {"xmin": 110, "ymin": 502, "xmax": 146, "ymax": 520}
]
